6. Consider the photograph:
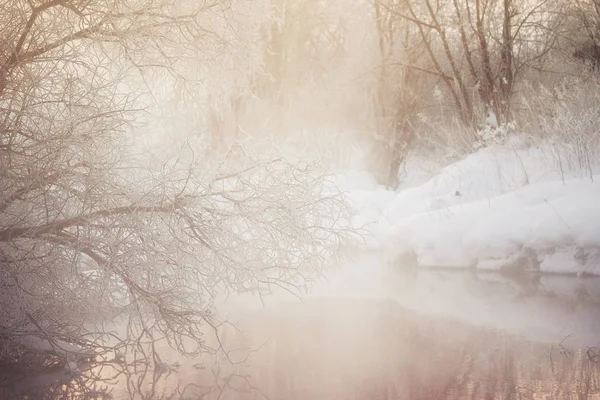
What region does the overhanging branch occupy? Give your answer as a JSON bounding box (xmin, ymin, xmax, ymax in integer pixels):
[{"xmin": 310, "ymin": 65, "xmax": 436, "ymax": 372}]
[{"xmin": 0, "ymin": 203, "xmax": 183, "ymax": 242}]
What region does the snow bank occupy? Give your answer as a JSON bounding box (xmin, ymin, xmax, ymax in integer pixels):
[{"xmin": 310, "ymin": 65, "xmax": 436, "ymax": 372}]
[
  {"xmin": 384, "ymin": 178, "xmax": 600, "ymax": 274},
  {"xmin": 352, "ymin": 136, "xmax": 600, "ymax": 275}
]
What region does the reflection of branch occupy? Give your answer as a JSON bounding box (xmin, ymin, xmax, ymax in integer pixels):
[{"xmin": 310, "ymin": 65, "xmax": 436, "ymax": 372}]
[{"xmin": 586, "ymin": 346, "xmax": 599, "ymax": 363}]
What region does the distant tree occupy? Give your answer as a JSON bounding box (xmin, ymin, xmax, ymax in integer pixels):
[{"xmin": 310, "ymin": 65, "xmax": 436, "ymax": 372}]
[
  {"xmin": 569, "ymin": 0, "xmax": 600, "ymax": 69},
  {"xmin": 254, "ymin": 0, "xmax": 347, "ymax": 102},
  {"xmin": 0, "ymin": 0, "xmax": 355, "ymax": 368},
  {"xmin": 372, "ymin": 0, "xmax": 422, "ymax": 188},
  {"xmin": 380, "ymin": 0, "xmax": 562, "ymax": 128}
]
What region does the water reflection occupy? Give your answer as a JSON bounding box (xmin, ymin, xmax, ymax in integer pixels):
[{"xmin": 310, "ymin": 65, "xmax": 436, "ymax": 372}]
[
  {"xmin": 383, "ymin": 267, "xmax": 600, "ymax": 348},
  {"xmin": 2, "ymin": 360, "xmax": 111, "ymax": 399},
  {"xmin": 3, "ymin": 298, "xmax": 600, "ymax": 399}
]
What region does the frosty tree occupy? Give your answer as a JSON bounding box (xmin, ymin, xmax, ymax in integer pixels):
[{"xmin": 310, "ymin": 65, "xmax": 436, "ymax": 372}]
[{"xmin": 0, "ymin": 0, "xmax": 355, "ymax": 367}]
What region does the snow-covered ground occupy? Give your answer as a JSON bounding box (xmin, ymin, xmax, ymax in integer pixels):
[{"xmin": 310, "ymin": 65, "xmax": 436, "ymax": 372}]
[{"xmin": 346, "ymin": 135, "xmax": 600, "ymax": 276}]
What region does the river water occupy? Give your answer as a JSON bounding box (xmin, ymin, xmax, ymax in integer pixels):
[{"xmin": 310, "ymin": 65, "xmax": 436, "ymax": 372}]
[{"xmin": 4, "ymin": 252, "xmax": 600, "ymax": 399}]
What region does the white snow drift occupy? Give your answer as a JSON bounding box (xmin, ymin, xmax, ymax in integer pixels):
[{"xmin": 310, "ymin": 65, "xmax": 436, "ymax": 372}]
[{"xmin": 347, "ymin": 135, "xmax": 600, "ymax": 275}]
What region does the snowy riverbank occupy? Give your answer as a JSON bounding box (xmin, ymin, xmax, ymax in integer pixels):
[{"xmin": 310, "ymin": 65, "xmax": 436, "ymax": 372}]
[{"xmin": 344, "ymin": 135, "xmax": 600, "ymax": 276}]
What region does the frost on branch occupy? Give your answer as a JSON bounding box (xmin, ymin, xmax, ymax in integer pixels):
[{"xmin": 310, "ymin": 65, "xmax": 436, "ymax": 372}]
[
  {"xmin": 0, "ymin": 0, "xmax": 346, "ymax": 368},
  {"xmin": 0, "ymin": 139, "xmax": 356, "ymax": 366}
]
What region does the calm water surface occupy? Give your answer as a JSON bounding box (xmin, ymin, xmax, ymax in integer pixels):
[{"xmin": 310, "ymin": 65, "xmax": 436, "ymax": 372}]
[{"xmin": 4, "ymin": 262, "xmax": 600, "ymax": 399}]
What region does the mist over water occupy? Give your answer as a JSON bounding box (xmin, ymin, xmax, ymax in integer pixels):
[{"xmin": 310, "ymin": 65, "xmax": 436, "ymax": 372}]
[
  {"xmin": 4, "ymin": 0, "xmax": 600, "ymax": 397},
  {"xmin": 286, "ymin": 251, "xmax": 600, "ymax": 348},
  {"xmin": 5, "ymin": 250, "xmax": 600, "ymax": 399},
  {"xmin": 102, "ymin": 252, "xmax": 600, "ymax": 399}
]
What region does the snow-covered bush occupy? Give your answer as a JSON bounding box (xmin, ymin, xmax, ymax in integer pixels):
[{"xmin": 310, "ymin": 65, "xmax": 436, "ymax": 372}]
[
  {"xmin": 474, "ymin": 120, "xmax": 516, "ymax": 150},
  {"xmin": 539, "ymin": 78, "xmax": 600, "ymax": 180}
]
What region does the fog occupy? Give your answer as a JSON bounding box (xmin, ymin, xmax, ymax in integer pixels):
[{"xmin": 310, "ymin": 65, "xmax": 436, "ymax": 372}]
[
  {"xmin": 2, "ymin": 0, "xmax": 600, "ymax": 398},
  {"xmin": 87, "ymin": 255, "xmax": 600, "ymax": 399}
]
